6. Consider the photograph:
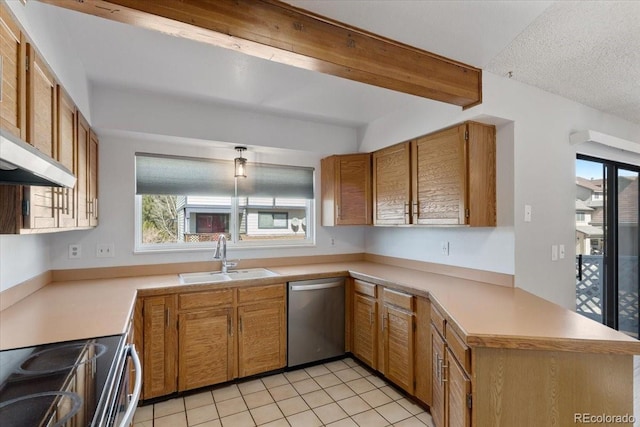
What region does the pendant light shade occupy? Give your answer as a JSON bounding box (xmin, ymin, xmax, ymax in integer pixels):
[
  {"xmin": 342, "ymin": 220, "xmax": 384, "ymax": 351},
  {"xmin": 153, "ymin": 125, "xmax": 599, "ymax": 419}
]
[{"xmin": 234, "ymin": 146, "xmax": 247, "ymax": 178}]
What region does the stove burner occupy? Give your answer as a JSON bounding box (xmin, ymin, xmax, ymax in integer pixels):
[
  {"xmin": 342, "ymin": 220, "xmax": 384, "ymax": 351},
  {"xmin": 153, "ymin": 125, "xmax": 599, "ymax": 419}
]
[
  {"xmin": 0, "ymin": 391, "xmax": 82, "ymax": 427},
  {"xmin": 16, "ymin": 342, "xmax": 107, "ymax": 375}
]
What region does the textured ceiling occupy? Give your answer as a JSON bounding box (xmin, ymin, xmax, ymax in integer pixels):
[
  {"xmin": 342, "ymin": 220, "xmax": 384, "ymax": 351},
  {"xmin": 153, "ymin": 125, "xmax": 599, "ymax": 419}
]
[
  {"xmin": 485, "ymin": 1, "xmax": 640, "ymax": 125},
  {"xmin": 32, "ymin": 0, "xmax": 640, "ymax": 127}
]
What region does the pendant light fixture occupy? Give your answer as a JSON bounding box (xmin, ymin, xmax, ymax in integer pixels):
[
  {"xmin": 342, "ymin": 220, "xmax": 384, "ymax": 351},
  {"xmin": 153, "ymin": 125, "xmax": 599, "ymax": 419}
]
[{"xmin": 234, "ymin": 146, "xmax": 247, "ymax": 178}]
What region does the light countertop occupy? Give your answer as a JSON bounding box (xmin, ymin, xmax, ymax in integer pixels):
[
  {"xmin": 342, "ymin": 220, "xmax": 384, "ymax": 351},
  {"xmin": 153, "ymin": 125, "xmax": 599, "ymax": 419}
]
[{"xmin": 1, "ymin": 261, "xmax": 638, "ymax": 354}]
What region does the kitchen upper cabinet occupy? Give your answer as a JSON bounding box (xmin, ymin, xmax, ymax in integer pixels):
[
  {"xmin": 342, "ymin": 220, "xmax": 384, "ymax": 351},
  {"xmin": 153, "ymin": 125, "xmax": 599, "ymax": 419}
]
[
  {"xmin": 142, "ymin": 295, "xmax": 178, "ymax": 399},
  {"xmin": 178, "ymin": 289, "xmax": 234, "ymax": 391},
  {"xmin": 372, "ymin": 121, "xmax": 496, "ymax": 227},
  {"xmin": 88, "ymin": 130, "xmax": 99, "ymax": 226},
  {"xmin": 372, "ymin": 142, "xmax": 411, "ymax": 225},
  {"xmin": 23, "ymin": 44, "xmax": 57, "ymax": 230},
  {"xmin": 381, "ymin": 288, "xmax": 415, "ymax": 394},
  {"xmin": 56, "ymin": 86, "xmax": 77, "ymax": 228},
  {"xmin": 76, "ymin": 112, "xmax": 91, "ymax": 228},
  {"xmin": 352, "ymin": 280, "xmax": 378, "ymax": 368},
  {"xmin": 413, "ymin": 122, "xmax": 496, "ymax": 226},
  {"xmin": 321, "ymin": 153, "xmax": 372, "ymax": 226},
  {"xmin": 0, "ymin": 4, "xmax": 26, "ymax": 139},
  {"xmin": 0, "ymin": 8, "xmax": 98, "ymax": 235}
]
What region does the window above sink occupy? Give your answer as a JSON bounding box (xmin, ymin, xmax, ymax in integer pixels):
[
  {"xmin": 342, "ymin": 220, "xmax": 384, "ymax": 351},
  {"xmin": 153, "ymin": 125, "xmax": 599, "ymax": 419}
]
[{"xmin": 133, "ymin": 153, "xmax": 315, "ymax": 253}]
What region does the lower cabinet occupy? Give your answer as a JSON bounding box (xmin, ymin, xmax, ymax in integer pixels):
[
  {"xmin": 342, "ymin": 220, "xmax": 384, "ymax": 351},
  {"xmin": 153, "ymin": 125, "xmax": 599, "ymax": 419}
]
[
  {"xmin": 351, "ymin": 279, "xmax": 427, "ymax": 398},
  {"xmin": 139, "ymin": 283, "xmax": 286, "ymax": 400},
  {"xmin": 142, "ymin": 295, "xmax": 177, "ymax": 399},
  {"xmin": 431, "ymin": 305, "xmax": 472, "ymax": 427},
  {"xmin": 352, "ymin": 280, "xmax": 378, "ymax": 368},
  {"xmin": 177, "ymin": 289, "xmax": 234, "ymax": 392}
]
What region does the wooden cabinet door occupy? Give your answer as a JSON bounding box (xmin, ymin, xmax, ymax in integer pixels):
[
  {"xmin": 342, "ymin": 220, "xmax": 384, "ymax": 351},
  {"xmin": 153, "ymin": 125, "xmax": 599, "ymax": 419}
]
[
  {"xmin": 23, "ymin": 45, "xmax": 57, "ymax": 230},
  {"xmin": 431, "ymin": 324, "xmax": 447, "ymax": 427},
  {"xmin": 383, "ymin": 304, "xmax": 415, "ymax": 394},
  {"xmin": 238, "ymin": 299, "xmax": 286, "ymax": 377},
  {"xmin": 373, "ymin": 142, "xmax": 411, "ymax": 225},
  {"xmin": 76, "ymin": 113, "xmax": 90, "ymax": 227},
  {"xmin": 336, "ymin": 154, "xmax": 371, "ymax": 225},
  {"xmin": 178, "ymin": 308, "xmax": 233, "ymax": 391},
  {"xmin": 57, "ymin": 87, "xmax": 76, "ymax": 228},
  {"xmin": 0, "ymin": 4, "xmax": 26, "ymax": 139},
  {"xmin": 88, "ymin": 130, "xmax": 98, "ymax": 226},
  {"xmin": 414, "ymin": 297, "xmax": 432, "ymax": 406},
  {"xmin": 352, "ymin": 293, "xmax": 377, "ymax": 368},
  {"xmin": 466, "ymin": 121, "xmax": 496, "ymax": 227},
  {"xmin": 321, "ymin": 153, "xmax": 371, "ymax": 226},
  {"xmin": 447, "ymin": 349, "xmax": 471, "ymax": 427},
  {"xmin": 413, "ymin": 125, "xmax": 466, "ymax": 225},
  {"xmin": 142, "ymin": 295, "xmax": 177, "ymax": 399}
]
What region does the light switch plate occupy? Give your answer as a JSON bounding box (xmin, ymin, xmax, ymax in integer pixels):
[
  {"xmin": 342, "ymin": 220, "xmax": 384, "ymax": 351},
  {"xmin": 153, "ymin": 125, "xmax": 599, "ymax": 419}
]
[
  {"xmin": 524, "ymin": 205, "xmax": 532, "ymax": 222},
  {"xmin": 441, "ymin": 241, "xmax": 450, "ymax": 256},
  {"xmin": 551, "ymin": 245, "xmax": 558, "ymax": 261}
]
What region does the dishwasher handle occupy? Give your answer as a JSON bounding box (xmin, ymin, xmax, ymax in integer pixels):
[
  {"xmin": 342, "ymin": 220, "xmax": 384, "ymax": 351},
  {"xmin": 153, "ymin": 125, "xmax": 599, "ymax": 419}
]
[{"xmin": 290, "ymin": 281, "xmax": 344, "ymax": 291}]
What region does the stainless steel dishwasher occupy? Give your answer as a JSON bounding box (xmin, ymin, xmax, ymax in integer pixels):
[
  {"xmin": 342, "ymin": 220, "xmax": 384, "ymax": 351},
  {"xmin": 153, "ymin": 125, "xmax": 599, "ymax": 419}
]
[{"xmin": 287, "ymin": 278, "xmax": 345, "ymax": 367}]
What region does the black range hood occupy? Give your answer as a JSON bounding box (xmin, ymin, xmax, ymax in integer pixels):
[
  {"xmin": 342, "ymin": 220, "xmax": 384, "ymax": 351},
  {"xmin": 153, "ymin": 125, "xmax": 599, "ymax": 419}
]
[{"xmin": 0, "ymin": 131, "xmax": 76, "ymax": 188}]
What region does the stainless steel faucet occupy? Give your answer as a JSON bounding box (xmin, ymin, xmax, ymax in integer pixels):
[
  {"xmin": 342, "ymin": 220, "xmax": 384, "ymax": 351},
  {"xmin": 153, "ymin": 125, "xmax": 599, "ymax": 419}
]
[{"xmin": 213, "ymin": 234, "xmax": 236, "ymax": 273}]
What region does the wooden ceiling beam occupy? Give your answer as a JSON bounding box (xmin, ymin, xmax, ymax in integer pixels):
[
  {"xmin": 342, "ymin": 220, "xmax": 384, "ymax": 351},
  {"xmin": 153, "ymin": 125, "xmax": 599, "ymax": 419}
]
[{"xmin": 39, "ymin": 0, "xmax": 482, "ymax": 108}]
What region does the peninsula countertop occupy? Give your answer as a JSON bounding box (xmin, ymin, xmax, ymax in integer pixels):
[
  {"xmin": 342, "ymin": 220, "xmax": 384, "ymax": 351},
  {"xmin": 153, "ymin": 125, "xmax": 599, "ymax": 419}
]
[{"xmin": 1, "ymin": 261, "xmax": 638, "ymax": 354}]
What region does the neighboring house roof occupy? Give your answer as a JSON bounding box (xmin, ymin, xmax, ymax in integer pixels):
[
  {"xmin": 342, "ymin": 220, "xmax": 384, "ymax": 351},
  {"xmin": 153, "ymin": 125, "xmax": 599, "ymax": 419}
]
[
  {"xmin": 575, "ymin": 199, "xmax": 594, "ymax": 211},
  {"xmin": 576, "ymin": 177, "xmax": 604, "ymax": 192},
  {"xmin": 576, "ymin": 225, "xmax": 603, "ymax": 237}
]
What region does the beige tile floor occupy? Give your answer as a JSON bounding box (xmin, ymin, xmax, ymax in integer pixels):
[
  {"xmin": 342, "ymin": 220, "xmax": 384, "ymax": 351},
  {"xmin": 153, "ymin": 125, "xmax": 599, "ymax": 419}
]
[{"xmin": 133, "ymin": 357, "xmax": 435, "ymax": 427}]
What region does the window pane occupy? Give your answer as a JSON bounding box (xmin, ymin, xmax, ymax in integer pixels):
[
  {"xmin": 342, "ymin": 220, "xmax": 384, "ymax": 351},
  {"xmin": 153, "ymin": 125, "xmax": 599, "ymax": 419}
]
[
  {"xmin": 136, "ymin": 153, "xmax": 314, "ymax": 248},
  {"xmin": 617, "ymin": 169, "xmax": 638, "ymax": 338}
]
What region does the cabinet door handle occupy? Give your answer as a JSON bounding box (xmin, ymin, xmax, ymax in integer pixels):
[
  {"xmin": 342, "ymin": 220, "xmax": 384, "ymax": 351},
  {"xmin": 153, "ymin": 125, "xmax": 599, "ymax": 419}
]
[
  {"xmin": 412, "ymin": 201, "xmax": 419, "ymax": 218},
  {"xmin": 337, "ymin": 204, "xmax": 341, "ymax": 220},
  {"xmin": 165, "ymin": 308, "xmax": 170, "ymax": 328},
  {"xmin": 382, "ymin": 313, "xmax": 387, "ymax": 331},
  {"xmin": 228, "ymin": 315, "xmax": 233, "ymax": 336},
  {"xmin": 435, "ymin": 353, "xmax": 441, "ymax": 384},
  {"xmin": 441, "ymin": 361, "xmax": 449, "ymax": 383}
]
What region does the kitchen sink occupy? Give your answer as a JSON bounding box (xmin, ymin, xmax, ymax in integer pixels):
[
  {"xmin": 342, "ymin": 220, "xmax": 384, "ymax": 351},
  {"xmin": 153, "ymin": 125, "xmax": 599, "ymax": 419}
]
[{"xmin": 178, "ymin": 268, "xmax": 279, "ymax": 285}]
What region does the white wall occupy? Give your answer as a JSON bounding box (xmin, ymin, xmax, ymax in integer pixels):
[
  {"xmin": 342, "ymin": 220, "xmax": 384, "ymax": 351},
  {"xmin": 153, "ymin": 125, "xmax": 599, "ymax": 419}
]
[
  {"xmin": 360, "ymin": 71, "xmax": 640, "ymax": 309},
  {"xmin": 0, "ymin": 235, "xmax": 50, "ymax": 292}
]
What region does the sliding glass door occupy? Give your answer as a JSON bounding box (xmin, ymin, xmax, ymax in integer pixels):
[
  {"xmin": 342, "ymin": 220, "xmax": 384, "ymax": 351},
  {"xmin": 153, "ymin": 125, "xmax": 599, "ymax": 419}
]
[{"xmin": 576, "ymin": 155, "xmax": 639, "ymax": 337}]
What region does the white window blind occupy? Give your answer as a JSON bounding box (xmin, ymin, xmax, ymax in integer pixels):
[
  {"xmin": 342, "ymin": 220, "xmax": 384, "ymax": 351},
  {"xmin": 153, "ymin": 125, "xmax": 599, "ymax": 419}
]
[{"xmin": 135, "ymin": 153, "xmax": 314, "ymax": 198}]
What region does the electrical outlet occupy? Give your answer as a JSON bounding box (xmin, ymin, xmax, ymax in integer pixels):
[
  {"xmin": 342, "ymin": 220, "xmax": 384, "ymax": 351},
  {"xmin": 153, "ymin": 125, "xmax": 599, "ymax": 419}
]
[
  {"xmin": 441, "ymin": 241, "xmax": 450, "ymax": 256},
  {"xmin": 96, "ymin": 243, "xmax": 115, "ymax": 258},
  {"xmin": 68, "ymin": 244, "xmax": 81, "ymax": 259},
  {"xmin": 330, "ymin": 236, "xmax": 336, "ymax": 246}
]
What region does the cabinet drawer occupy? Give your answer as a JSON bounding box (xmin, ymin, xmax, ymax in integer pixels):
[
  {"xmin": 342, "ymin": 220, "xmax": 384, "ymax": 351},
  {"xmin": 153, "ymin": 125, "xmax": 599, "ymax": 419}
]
[
  {"xmin": 238, "ymin": 284, "xmax": 285, "ymax": 304},
  {"xmin": 431, "ymin": 303, "xmax": 446, "ymax": 336},
  {"xmin": 446, "ymin": 323, "xmax": 471, "ymax": 373},
  {"xmin": 354, "ymin": 280, "xmax": 377, "ymax": 298},
  {"xmin": 382, "ymin": 288, "xmax": 414, "ymax": 311},
  {"xmin": 179, "ymin": 289, "xmax": 233, "ymax": 311}
]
